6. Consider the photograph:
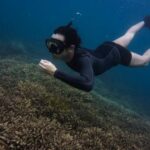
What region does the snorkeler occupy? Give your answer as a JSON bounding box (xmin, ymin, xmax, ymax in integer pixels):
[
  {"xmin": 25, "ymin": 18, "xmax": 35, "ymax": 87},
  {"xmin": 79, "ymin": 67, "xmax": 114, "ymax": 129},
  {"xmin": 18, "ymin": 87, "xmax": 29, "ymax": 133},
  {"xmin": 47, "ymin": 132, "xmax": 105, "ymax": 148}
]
[{"xmin": 39, "ymin": 16, "xmax": 150, "ymax": 92}]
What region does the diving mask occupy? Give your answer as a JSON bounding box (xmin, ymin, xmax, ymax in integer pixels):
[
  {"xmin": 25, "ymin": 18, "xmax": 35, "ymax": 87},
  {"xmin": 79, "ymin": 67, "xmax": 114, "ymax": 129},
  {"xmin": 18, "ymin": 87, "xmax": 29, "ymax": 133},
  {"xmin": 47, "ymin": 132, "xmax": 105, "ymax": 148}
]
[{"xmin": 45, "ymin": 38, "xmax": 66, "ymax": 54}]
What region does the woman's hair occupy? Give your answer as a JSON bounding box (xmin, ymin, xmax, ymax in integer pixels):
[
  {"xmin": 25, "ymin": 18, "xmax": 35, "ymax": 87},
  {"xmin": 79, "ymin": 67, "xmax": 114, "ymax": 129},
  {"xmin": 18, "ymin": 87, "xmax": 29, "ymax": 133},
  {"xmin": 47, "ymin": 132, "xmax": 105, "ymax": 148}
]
[{"xmin": 53, "ymin": 22, "xmax": 81, "ymax": 49}]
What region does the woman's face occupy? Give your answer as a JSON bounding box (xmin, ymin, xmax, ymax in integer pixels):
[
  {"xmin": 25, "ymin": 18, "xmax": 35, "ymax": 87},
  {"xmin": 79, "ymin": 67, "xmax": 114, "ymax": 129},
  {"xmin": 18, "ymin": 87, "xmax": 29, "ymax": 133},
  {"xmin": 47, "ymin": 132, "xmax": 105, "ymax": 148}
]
[{"xmin": 51, "ymin": 33, "xmax": 75, "ymax": 62}]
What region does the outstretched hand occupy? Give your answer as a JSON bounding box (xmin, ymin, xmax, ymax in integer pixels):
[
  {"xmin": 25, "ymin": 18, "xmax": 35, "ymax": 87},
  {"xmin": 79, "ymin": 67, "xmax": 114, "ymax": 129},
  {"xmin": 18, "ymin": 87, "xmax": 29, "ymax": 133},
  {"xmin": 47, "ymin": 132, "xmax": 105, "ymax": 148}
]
[{"xmin": 39, "ymin": 59, "xmax": 57, "ymax": 76}]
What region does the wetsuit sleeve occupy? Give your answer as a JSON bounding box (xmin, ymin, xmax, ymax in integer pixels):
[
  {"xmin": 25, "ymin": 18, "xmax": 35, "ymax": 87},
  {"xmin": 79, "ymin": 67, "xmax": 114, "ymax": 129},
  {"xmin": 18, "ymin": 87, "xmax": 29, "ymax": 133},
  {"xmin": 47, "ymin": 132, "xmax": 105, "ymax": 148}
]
[{"xmin": 54, "ymin": 56, "xmax": 94, "ymax": 92}]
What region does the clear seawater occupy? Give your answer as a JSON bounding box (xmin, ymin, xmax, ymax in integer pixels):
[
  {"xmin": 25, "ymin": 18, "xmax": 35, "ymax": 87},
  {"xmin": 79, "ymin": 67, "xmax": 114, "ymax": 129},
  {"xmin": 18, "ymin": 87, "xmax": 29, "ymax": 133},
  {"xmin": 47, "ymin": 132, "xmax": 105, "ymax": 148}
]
[{"xmin": 0, "ymin": 0, "xmax": 150, "ymax": 118}]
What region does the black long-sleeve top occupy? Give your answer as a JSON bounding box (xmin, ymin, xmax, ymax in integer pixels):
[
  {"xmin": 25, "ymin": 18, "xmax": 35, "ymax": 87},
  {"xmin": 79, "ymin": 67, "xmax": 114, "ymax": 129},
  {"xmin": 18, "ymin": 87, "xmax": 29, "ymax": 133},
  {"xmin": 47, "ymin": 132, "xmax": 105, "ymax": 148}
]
[{"xmin": 54, "ymin": 42, "xmax": 123, "ymax": 92}]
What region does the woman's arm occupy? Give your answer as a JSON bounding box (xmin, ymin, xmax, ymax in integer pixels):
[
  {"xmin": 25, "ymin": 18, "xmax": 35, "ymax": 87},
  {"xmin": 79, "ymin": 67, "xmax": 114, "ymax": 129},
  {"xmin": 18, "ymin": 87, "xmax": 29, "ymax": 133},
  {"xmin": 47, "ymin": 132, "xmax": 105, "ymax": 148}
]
[
  {"xmin": 54, "ymin": 56, "xmax": 94, "ymax": 92},
  {"xmin": 39, "ymin": 56, "xmax": 94, "ymax": 92}
]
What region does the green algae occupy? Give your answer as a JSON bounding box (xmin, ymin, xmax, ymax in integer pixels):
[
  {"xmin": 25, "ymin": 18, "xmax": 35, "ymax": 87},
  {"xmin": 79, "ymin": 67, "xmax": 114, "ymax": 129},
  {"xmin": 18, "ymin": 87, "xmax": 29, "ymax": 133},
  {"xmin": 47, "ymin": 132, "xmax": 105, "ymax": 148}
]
[{"xmin": 0, "ymin": 56, "xmax": 150, "ymax": 150}]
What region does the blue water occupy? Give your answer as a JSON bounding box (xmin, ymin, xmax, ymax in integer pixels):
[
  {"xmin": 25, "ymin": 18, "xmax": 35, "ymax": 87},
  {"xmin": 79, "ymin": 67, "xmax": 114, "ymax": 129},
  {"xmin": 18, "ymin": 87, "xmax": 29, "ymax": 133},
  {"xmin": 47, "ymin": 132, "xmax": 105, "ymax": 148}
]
[{"xmin": 0, "ymin": 0, "xmax": 150, "ymax": 117}]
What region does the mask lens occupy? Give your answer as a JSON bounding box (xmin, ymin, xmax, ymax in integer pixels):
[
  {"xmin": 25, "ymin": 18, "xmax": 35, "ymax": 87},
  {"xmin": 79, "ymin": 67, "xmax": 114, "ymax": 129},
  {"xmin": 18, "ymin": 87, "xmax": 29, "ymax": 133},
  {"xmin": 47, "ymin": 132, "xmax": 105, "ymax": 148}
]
[{"xmin": 49, "ymin": 43, "xmax": 58, "ymax": 53}]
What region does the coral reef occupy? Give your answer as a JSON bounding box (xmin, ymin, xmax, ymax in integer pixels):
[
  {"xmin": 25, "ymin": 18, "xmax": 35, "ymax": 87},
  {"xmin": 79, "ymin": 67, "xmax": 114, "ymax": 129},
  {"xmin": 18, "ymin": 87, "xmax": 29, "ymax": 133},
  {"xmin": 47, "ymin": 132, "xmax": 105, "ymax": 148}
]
[{"xmin": 0, "ymin": 56, "xmax": 150, "ymax": 150}]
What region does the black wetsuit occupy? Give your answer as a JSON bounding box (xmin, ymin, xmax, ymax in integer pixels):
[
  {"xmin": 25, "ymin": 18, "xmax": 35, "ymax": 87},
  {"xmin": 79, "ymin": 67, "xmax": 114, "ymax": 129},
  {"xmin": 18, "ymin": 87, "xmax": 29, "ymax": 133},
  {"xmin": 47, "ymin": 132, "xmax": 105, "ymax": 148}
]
[{"xmin": 54, "ymin": 41, "xmax": 132, "ymax": 92}]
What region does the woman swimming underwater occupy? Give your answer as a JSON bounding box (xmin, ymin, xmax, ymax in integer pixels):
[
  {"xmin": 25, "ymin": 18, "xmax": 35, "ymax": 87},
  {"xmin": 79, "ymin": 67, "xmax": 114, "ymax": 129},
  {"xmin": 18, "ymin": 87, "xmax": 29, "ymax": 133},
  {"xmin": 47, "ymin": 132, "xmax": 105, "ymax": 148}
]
[{"xmin": 39, "ymin": 16, "xmax": 150, "ymax": 92}]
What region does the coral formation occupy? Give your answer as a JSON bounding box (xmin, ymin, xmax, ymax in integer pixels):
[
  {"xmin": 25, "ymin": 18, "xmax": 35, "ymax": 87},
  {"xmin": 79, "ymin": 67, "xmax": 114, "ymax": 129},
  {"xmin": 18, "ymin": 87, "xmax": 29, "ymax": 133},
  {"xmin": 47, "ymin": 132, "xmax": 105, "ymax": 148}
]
[{"xmin": 0, "ymin": 56, "xmax": 150, "ymax": 150}]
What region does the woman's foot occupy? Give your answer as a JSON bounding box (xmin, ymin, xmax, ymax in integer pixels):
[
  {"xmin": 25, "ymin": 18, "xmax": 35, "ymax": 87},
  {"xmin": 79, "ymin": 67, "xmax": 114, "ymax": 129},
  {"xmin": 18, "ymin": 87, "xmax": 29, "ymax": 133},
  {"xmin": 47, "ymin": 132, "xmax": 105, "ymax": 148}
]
[{"xmin": 144, "ymin": 16, "xmax": 150, "ymax": 28}]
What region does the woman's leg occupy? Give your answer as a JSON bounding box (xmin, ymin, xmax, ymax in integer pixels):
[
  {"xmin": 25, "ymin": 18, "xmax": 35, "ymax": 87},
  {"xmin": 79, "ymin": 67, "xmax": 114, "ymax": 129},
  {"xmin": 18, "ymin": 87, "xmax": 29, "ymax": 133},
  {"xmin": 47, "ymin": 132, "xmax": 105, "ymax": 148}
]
[
  {"xmin": 113, "ymin": 21, "xmax": 150, "ymax": 67},
  {"xmin": 129, "ymin": 49, "xmax": 150, "ymax": 67},
  {"xmin": 113, "ymin": 21, "xmax": 145, "ymax": 47}
]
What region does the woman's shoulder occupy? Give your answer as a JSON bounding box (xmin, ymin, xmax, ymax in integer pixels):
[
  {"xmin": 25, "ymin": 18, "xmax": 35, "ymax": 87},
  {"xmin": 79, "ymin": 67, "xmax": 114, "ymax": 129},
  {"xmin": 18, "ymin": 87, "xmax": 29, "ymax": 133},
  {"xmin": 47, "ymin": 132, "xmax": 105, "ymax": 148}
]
[
  {"xmin": 76, "ymin": 47, "xmax": 94, "ymax": 56},
  {"xmin": 67, "ymin": 47, "xmax": 91, "ymax": 65}
]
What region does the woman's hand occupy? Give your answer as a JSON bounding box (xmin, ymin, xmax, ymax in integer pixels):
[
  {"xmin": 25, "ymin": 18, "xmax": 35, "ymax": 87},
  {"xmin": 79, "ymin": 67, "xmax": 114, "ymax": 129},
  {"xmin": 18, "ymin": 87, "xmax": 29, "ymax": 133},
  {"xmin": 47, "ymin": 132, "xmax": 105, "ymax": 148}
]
[{"xmin": 39, "ymin": 59, "xmax": 57, "ymax": 76}]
